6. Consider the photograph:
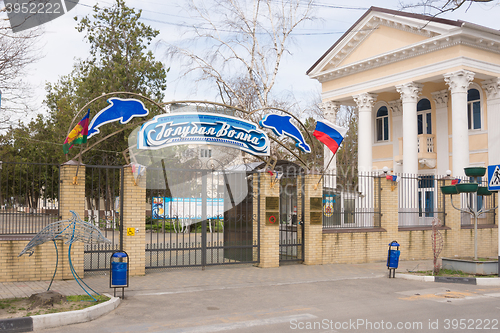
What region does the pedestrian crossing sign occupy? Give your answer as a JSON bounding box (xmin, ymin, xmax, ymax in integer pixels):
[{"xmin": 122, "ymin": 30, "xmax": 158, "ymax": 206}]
[{"xmin": 487, "ymin": 165, "xmax": 500, "ymax": 191}]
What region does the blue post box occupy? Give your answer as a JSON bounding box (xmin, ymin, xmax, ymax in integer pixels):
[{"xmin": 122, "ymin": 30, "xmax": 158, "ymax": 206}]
[{"xmin": 387, "ymin": 241, "xmax": 400, "ymax": 278}]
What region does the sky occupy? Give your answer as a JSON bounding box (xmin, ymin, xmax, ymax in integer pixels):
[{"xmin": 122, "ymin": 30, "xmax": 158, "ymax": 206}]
[{"xmin": 2, "ymin": 0, "xmax": 500, "ymax": 121}]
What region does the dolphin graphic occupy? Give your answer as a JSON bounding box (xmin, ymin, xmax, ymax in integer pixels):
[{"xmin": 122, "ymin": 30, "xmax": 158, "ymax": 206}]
[
  {"xmin": 259, "ymin": 114, "xmax": 311, "ymax": 153},
  {"xmin": 88, "ymin": 98, "xmax": 149, "ymax": 139}
]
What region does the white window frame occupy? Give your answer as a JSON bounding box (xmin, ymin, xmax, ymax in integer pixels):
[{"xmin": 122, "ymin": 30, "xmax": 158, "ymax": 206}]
[
  {"xmin": 467, "ymin": 84, "xmax": 483, "ymax": 131},
  {"xmin": 375, "ymin": 105, "xmax": 390, "ymax": 142}
]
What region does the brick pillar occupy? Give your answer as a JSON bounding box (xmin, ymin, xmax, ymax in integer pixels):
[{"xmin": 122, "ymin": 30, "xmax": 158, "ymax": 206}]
[
  {"xmin": 59, "ymin": 161, "xmax": 85, "ymax": 279},
  {"xmin": 379, "ymin": 176, "xmax": 398, "ymax": 237},
  {"xmin": 122, "ymin": 165, "xmax": 146, "ymax": 276},
  {"xmin": 302, "ymin": 174, "xmax": 323, "ymax": 265},
  {"xmin": 256, "ymin": 173, "xmax": 279, "ymax": 268}
]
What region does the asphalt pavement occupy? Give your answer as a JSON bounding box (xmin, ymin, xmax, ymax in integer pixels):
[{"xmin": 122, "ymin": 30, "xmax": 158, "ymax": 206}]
[{"xmin": 2, "ymin": 260, "xmax": 500, "ymax": 333}]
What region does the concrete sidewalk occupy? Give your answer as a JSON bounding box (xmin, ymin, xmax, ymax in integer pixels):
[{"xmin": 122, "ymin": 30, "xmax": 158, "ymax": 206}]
[{"xmin": 0, "ymin": 260, "xmax": 435, "ymax": 300}]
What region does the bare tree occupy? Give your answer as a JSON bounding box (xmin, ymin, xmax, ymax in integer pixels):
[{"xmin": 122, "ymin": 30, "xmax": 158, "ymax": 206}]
[
  {"xmin": 0, "ymin": 6, "xmax": 42, "ymax": 130},
  {"xmin": 399, "ymin": 0, "xmax": 497, "ymax": 16},
  {"xmin": 165, "ymin": 0, "xmax": 316, "ymax": 110}
]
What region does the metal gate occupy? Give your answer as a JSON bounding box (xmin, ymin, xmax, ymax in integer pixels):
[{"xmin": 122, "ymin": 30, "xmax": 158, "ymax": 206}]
[
  {"xmin": 145, "ymin": 165, "xmax": 259, "ymax": 269},
  {"xmin": 84, "ymin": 165, "xmax": 123, "ymax": 272},
  {"xmin": 278, "ymin": 166, "xmax": 304, "ymax": 263}
]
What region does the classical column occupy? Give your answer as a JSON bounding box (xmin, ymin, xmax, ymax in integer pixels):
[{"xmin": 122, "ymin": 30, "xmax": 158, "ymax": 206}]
[
  {"xmin": 396, "ymin": 82, "xmax": 423, "ymax": 175},
  {"xmin": 444, "ymin": 70, "xmax": 475, "ymax": 177},
  {"xmin": 481, "ymin": 78, "xmax": 500, "ymax": 270},
  {"xmin": 482, "ymin": 78, "xmax": 500, "ymax": 165},
  {"xmin": 431, "ymin": 89, "xmax": 450, "ymax": 176},
  {"xmin": 389, "ymin": 100, "xmax": 403, "ymax": 174},
  {"xmin": 319, "ymin": 101, "xmax": 340, "ymax": 189},
  {"xmin": 353, "ymin": 93, "xmax": 377, "ymax": 174}
]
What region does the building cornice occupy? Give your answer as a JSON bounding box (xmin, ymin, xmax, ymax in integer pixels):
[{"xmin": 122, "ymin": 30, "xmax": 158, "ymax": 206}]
[{"xmin": 321, "ymin": 57, "xmax": 500, "ymax": 102}]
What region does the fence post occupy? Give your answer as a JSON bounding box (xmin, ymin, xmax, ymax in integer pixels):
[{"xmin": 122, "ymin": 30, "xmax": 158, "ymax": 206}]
[
  {"xmin": 59, "ymin": 160, "xmax": 85, "ymax": 280},
  {"xmin": 379, "ymin": 174, "xmax": 398, "ymax": 239},
  {"xmin": 121, "ymin": 164, "xmax": 146, "ymax": 276},
  {"xmin": 256, "ymin": 173, "xmax": 279, "ymax": 268},
  {"xmin": 302, "ymin": 174, "xmax": 323, "ymax": 265}
]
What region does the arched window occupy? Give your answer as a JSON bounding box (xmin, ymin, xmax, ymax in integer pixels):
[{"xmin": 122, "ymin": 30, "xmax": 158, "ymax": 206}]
[
  {"xmin": 467, "ymin": 88, "xmax": 481, "ymax": 130},
  {"xmin": 417, "ymin": 98, "xmax": 432, "ymax": 135},
  {"xmin": 376, "ymin": 106, "xmax": 389, "ymax": 141}
]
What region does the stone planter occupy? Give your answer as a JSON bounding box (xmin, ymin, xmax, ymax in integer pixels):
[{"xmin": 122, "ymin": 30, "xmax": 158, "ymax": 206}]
[{"xmin": 442, "ymin": 258, "xmax": 498, "ymax": 275}]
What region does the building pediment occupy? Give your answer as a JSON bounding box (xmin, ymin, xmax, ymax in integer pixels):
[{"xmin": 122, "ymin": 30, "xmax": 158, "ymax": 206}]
[{"xmin": 307, "ymin": 7, "xmax": 500, "ymax": 83}]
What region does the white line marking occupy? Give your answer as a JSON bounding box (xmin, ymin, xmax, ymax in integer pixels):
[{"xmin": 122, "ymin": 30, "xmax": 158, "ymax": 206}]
[{"xmin": 158, "ymin": 313, "xmax": 318, "ymax": 333}]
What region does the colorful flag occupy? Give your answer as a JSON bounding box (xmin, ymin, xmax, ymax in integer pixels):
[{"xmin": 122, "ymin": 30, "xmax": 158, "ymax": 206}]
[
  {"xmin": 313, "ymin": 119, "xmax": 348, "ymax": 155},
  {"xmin": 451, "ymin": 179, "xmax": 461, "ymax": 185},
  {"xmin": 63, "ymin": 109, "xmax": 90, "ymax": 154},
  {"xmin": 392, "ymin": 175, "xmax": 398, "ymax": 182}
]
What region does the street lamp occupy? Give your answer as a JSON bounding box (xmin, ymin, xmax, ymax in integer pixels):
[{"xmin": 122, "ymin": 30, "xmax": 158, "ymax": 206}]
[{"xmin": 441, "ymin": 167, "xmax": 498, "ymax": 260}]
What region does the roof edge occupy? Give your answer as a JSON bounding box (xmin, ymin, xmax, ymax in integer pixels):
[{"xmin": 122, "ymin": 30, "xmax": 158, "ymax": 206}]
[{"xmin": 306, "ymin": 6, "xmax": 464, "ymax": 76}]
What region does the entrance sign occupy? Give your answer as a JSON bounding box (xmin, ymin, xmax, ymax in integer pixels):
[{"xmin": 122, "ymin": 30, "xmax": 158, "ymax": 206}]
[
  {"xmin": 488, "ymin": 165, "xmax": 500, "ymax": 191},
  {"xmin": 138, "ymin": 113, "xmax": 270, "ymax": 156}
]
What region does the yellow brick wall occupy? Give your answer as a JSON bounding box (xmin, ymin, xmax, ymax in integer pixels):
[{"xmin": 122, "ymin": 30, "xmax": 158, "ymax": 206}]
[{"xmin": 0, "ymin": 163, "xmax": 85, "ymax": 282}]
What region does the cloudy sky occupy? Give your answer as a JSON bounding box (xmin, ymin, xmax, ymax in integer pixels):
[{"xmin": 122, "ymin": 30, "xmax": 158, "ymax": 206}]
[{"xmin": 2, "ymin": 0, "xmax": 500, "ymax": 118}]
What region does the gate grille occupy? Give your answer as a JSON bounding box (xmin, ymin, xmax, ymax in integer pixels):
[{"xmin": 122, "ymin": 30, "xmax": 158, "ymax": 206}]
[
  {"xmin": 84, "ymin": 165, "xmax": 123, "ymax": 272},
  {"xmin": 145, "ymin": 166, "xmax": 259, "ymax": 269}
]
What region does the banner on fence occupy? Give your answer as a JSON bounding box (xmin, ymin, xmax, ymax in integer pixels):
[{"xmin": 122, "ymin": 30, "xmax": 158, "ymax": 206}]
[{"xmin": 152, "ymin": 197, "xmax": 224, "ymax": 220}]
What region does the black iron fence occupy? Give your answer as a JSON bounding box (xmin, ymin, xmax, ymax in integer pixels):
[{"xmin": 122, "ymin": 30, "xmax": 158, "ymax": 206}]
[
  {"xmin": 322, "ymin": 172, "xmax": 381, "ymax": 229},
  {"xmin": 398, "ymin": 174, "xmax": 446, "ymax": 227},
  {"xmin": 0, "ymin": 161, "xmax": 60, "ymax": 235}
]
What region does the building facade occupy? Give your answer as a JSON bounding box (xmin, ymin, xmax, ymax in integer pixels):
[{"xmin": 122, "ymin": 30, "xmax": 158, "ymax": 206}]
[{"xmin": 308, "ymin": 6, "xmax": 500, "ymax": 178}]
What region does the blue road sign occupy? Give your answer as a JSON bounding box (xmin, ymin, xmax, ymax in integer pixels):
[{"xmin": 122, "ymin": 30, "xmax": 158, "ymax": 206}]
[{"xmin": 487, "ymin": 165, "xmax": 500, "ymax": 191}]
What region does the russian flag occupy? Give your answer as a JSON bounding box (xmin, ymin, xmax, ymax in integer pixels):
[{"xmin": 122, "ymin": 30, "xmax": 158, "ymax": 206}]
[{"xmin": 313, "ymin": 119, "xmax": 348, "ymax": 155}]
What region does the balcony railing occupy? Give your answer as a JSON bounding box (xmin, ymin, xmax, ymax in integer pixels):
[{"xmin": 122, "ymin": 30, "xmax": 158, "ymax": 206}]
[{"xmin": 395, "ymin": 134, "xmax": 436, "ymax": 167}]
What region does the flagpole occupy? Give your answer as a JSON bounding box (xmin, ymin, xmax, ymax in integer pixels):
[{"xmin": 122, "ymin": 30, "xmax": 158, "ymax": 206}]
[
  {"xmin": 313, "ymin": 153, "xmax": 335, "ymax": 190},
  {"xmin": 73, "ymin": 144, "xmax": 83, "ymax": 185}
]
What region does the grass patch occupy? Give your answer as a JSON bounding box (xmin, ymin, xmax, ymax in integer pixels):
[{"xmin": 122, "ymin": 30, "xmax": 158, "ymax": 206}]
[
  {"xmin": 408, "ymin": 269, "xmax": 497, "ymax": 278},
  {"xmin": 0, "ymin": 294, "xmax": 110, "ymax": 320}
]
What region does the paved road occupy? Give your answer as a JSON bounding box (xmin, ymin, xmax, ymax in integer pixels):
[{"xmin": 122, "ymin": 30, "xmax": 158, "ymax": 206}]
[{"xmin": 27, "ymin": 260, "xmax": 500, "ymax": 333}]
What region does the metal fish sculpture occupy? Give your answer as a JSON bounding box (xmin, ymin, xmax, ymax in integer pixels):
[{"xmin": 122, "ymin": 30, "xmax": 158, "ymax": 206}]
[
  {"xmin": 260, "ymin": 114, "xmax": 311, "ymax": 153},
  {"xmin": 19, "ymin": 211, "xmax": 111, "ymax": 257},
  {"xmin": 87, "ymin": 98, "xmax": 149, "ymax": 139}
]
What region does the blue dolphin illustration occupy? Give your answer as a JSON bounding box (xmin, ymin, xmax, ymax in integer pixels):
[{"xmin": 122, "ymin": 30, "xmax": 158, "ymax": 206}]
[
  {"xmin": 259, "ymin": 114, "xmax": 311, "ymax": 153},
  {"xmin": 88, "ymin": 98, "xmax": 149, "ymax": 139}
]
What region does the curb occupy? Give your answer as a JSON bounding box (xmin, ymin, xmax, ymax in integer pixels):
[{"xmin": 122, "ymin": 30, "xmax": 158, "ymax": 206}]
[
  {"xmin": 0, "ymin": 294, "xmax": 120, "ymax": 332},
  {"xmin": 398, "ymin": 273, "xmax": 500, "ymax": 285}
]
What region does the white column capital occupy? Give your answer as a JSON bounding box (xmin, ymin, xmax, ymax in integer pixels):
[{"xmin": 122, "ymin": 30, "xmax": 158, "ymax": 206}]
[
  {"xmin": 482, "ymin": 78, "xmax": 500, "ymax": 100},
  {"xmin": 431, "ymin": 89, "xmax": 449, "ymax": 109},
  {"xmin": 444, "ymin": 70, "xmax": 475, "ymax": 94},
  {"xmin": 319, "ymin": 101, "xmax": 341, "ymax": 121},
  {"xmin": 388, "ymin": 100, "xmax": 402, "ymax": 116},
  {"xmin": 353, "ymin": 93, "xmax": 377, "ymax": 112},
  {"xmin": 395, "ymin": 82, "xmax": 423, "ymax": 103}
]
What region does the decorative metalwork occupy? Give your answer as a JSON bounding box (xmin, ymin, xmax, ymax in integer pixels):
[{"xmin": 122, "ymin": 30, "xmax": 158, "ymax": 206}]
[{"xmin": 19, "ymin": 210, "xmax": 111, "ymax": 300}]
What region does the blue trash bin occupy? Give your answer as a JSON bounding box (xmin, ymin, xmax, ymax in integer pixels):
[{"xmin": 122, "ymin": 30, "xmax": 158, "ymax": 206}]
[
  {"xmin": 110, "ymin": 252, "xmax": 129, "ymax": 297},
  {"xmin": 387, "ymin": 241, "xmax": 400, "ymax": 278},
  {"xmin": 111, "ymin": 261, "xmax": 127, "ymax": 286}
]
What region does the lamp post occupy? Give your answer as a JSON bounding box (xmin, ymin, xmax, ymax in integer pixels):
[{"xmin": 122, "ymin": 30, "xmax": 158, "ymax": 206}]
[{"xmin": 441, "ymin": 167, "xmax": 498, "ymax": 260}]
